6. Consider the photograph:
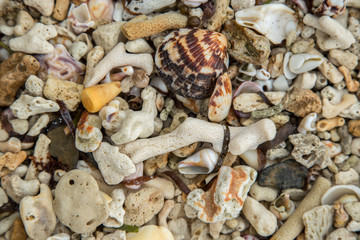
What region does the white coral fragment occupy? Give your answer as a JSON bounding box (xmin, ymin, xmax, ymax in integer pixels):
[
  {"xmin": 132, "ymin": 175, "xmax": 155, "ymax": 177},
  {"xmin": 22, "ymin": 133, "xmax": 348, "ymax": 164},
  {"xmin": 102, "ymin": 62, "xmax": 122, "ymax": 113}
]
[
  {"xmin": 111, "ymin": 86, "xmax": 157, "ymax": 145},
  {"xmin": 9, "ymin": 23, "xmax": 57, "ymax": 54},
  {"xmin": 289, "ymin": 133, "xmax": 332, "ymax": 169},
  {"xmin": 93, "ymin": 142, "xmax": 136, "ymax": 185},
  {"xmin": 10, "ymin": 94, "xmax": 59, "ymax": 120}
]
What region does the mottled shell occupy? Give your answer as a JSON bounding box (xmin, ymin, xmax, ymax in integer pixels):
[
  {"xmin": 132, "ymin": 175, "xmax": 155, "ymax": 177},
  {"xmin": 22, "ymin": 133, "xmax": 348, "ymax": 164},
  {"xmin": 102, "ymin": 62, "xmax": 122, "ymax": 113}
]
[{"xmin": 155, "ymin": 28, "xmax": 228, "ymax": 99}]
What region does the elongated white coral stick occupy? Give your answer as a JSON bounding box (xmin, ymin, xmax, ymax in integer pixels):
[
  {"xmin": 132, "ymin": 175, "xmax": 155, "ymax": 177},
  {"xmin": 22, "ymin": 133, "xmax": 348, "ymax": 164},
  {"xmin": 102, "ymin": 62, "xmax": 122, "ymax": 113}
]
[{"xmin": 119, "ymin": 117, "xmax": 276, "ymax": 164}]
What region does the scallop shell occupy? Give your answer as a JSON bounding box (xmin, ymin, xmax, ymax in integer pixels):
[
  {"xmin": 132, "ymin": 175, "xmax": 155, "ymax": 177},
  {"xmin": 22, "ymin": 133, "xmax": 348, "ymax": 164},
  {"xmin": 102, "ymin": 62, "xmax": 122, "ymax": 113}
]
[
  {"xmin": 321, "ymin": 185, "xmax": 360, "ymax": 205},
  {"xmin": 155, "ymin": 28, "xmax": 228, "ymax": 99},
  {"xmin": 178, "ymin": 148, "xmax": 218, "ymax": 174}
]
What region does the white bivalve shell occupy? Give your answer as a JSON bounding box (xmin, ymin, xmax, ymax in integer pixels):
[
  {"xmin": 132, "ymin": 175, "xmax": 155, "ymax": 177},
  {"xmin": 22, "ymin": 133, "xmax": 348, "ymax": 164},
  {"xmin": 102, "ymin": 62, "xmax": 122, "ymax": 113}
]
[
  {"xmin": 178, "ymin": 148, "xmax": 218, "ymax": 174},
  {"xmin": 288, "ymin": 54, "xmax": 323, "ymax": 74},
  {"xmin": 321, "ymin": 185, "xmax": 360, "ymax": 205},
  {"xmin": 235, "ymin": 3, "xmax": 298, "ymax": 44}
]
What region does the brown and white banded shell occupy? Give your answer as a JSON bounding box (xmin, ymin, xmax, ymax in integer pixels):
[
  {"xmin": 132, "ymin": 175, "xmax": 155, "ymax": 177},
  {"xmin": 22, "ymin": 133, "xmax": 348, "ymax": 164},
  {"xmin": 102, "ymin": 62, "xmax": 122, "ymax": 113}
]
[{"xmin": 155, "ymin": 28, "xmax": 228, "ymax": 99}]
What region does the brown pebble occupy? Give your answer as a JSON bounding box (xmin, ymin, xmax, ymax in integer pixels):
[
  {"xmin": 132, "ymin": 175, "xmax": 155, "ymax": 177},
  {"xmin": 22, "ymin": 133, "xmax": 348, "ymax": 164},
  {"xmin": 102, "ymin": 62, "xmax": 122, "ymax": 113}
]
[
  {"xmin": 0, "ymin": 53, "xmax": 40, "ymax": 106},
  {"xmin": 10, "ymin": 217, "xmax": 27, "ymax": 240},
  {"xmin": 348, "ymin": 120, "xmax": 360, "ymax": 137},
  {"xmin": 282, "ymin": 87, "xmax": 322, "ymax": 117}
]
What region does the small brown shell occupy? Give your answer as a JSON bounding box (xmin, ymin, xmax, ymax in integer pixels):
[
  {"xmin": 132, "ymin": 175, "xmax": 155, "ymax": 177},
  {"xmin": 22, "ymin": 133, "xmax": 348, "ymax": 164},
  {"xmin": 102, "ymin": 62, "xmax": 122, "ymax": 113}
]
[{"xmin": 155, "ymin": 28, "xmax": 228, "ymax": 99}]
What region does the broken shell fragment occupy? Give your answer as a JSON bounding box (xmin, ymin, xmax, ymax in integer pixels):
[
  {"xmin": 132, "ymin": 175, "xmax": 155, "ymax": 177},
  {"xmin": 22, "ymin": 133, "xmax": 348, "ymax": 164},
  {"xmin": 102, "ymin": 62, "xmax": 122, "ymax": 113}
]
[
  {"xmin": 36, "ymin": 44, "xmax": 86, "ymax": 83},
  {"xmin": 178, "ymin": 148, "xmax": 218, "ymax": 175},
  {"xmin": 321, "ymin": 185, "xmax": 360, "ymax": 205},
  {"xmin": 88, "ymin": 0, "xmax": 114, "ymax": 22},
  {"xmin": 187, "ymin": 165, "xmax": 257, "ymax": 223},
  {"xmin": 155, "ymin": 28, "xmax": 228, "ymax": 99},
  {"xmin": 208, "ymin": 73, "xmax": 232, "ymax": 122},
  {"xmin": 269, "ymin": 193, "xmax": 295, "ymax": 220},
  {"xmin": 235, "ymin": 3, "xmax": 298, "ymax": 44},
  {"xmin": 81, "ymin": 82, "xmax": 122, "ymax": 113},
  {"xmin": 67, "ymin": 3, "xmax": 95, "ymax": 34},
  {"xmin": 288, "ymin": 54, "xmax": 323, "ymax": 74}
]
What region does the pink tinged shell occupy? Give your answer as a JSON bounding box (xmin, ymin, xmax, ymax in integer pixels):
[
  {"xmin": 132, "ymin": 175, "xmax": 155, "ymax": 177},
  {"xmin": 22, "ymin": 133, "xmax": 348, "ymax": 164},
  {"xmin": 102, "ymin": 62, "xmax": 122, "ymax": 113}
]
[
  {"xmin": 35, "ymin": 44, "xmax": 86, "ymax": 83},
  {"xmin": 123, "ymin": 162, "xmax": 143, "ymax": 190},
  {"xmin": 68, "ymin": 3, "xmax": 95, "ymax": 35},
  {"xmin": 88, "ymin": 0, "xmax": 114, "ymax": 21},
  {"xmin": 208, "ymin": 73, "xmax": 232, "ymax": 122}
]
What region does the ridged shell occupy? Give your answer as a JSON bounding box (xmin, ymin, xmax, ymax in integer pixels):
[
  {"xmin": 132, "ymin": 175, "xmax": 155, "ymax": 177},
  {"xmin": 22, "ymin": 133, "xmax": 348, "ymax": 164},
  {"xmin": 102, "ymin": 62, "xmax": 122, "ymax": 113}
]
[{"xmin": 155, "ymin": 28, "xmax": 228, "ymax": 99}]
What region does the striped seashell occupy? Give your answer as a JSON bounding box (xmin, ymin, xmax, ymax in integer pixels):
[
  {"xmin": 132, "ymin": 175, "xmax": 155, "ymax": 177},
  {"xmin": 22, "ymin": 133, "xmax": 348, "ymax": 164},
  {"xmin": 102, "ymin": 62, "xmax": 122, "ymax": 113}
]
[{"xmin": 155, "ymin": 28, "xmax": 228, "ymax": 99}]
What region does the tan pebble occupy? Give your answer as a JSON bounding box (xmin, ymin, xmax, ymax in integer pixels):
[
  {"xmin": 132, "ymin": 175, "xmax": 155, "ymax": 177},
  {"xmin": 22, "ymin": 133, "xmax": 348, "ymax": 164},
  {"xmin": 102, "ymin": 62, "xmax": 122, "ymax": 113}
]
[
  {"xmin": 53, "ymin": 0, "xmax": 70, "ymax": 21},
  {"xmin": 92, "ymin": 22, "xmax": 124, "ymax": 53},
  {"xmin": 0, "ymin": 151, "xmax": 27, "ymax": 178},
  {"xmin": 339, "ymin": 66, "xmax": 359, "ymax": 92},
  {"xmin": 172, "ymin": 142, "xmax": 198, "ymax": 158},
  {"xmin": 344, "ymin": 201, "xmax": 360, "ymax": 221},
  {"xmin": 127, "ymin": 225, "xmax": 174, "ymax": 240},
  {"xmin": 20, "ymin": 184, "xmax": 57, "ymax": 240},
  {"xmin": 291, "ymin": 38, "xmax": 315, "ymax": 54},
  {"xmin": 121, "ymin": 13, "xmax": 188, "ymax": 40},
  {"xmin": 53, "ymin": 170, "xmax": 109, "ymax": 233},
  {"xmin": 349, "ymin": 120, "xmax": 360, "ymax": 137},
  {"xmin": 43, "ymin": 76, "xmax": 84, "ymax": 111},
  {"xmin": 282, "ymin": 87, "xmax": 322, "ymax": 117},
  {"xmin": 10, "ymin": 217, "xmax": 27, "ymax": 240},
  {"xmin": 225, "ymin": 219, "xmax": 239, "ymax": 229},
  {"xmin": 123, "ymin": 187, "xmax": 164, "ymax": 226},
  {"xmin": 334, "ymin": 203, "xmax": 350, "ymax": 228},
  {"xmin": 316, "ymin": 117, "xmax": 345, "ymax": 132}
]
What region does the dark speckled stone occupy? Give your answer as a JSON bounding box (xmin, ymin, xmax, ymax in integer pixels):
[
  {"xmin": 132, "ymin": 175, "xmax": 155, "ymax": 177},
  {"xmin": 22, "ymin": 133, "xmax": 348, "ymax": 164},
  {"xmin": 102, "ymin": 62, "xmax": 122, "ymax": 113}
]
[
  {"xmin": 47, "ymin": 126, "xmax": 79, "ymax": 169},
  {"xmin": 258, "ymin": 159, "xmax": 308, "ymax": 190}
]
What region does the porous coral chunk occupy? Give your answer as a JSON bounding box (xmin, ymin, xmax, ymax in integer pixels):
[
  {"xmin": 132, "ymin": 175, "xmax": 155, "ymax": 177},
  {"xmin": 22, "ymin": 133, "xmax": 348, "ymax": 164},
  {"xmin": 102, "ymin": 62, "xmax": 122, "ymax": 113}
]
[
  {"xmin": 0, "ymin": 53, "xmax": 40, "ymax": 106},
  {"xmin": 123, "ymin": 187, "xmax": 164, "ymax": 226},
  {"xmin": 0, "ymin": 151, "xmax": 27, "ymax": 177},
  {"xmin": 43, "ymin": 76, "xmax": 84, "ymax": 111},
  {"xmin": 289, "ymin": 133, "xmax": 332, "ymax": 169},
  {"xmin": 303, "ymin": 205, "xmax": 334, "ymax": 240},
  {"xmin": 282, "ymin": 87, "xmax": 322, "ymax": 117}
]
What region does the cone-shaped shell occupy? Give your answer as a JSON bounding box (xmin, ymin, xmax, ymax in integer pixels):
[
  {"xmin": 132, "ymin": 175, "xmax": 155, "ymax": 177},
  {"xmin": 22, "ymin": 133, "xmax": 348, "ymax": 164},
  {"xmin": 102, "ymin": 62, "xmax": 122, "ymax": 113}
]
[
  {"xmin": 81, "ymin": 82, "xmax": 122, "ymax": 113},
  {"xmin": 178, "ymin": 148, "xmax": 218, "ymax": 174},
  {"xmin": 155, "ymin": 28, "xmax": 228, "ymax": 99}
]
